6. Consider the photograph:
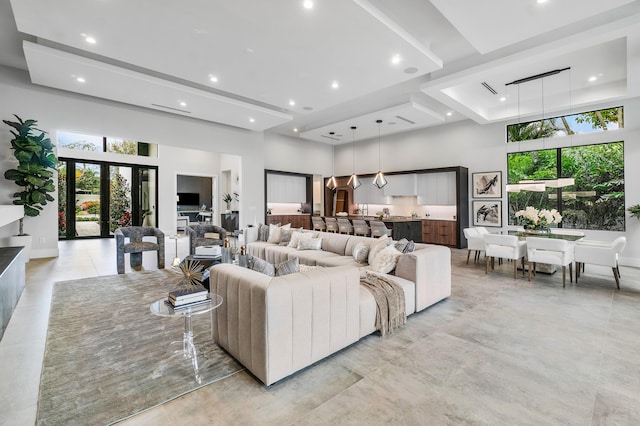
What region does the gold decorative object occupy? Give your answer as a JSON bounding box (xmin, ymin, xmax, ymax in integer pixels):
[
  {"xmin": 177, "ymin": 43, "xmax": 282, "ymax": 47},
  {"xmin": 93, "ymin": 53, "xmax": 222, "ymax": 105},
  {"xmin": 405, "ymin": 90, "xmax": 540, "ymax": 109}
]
[{"xmin": 178, "ymin": 258, "xmax": 204, "ymax": 286}]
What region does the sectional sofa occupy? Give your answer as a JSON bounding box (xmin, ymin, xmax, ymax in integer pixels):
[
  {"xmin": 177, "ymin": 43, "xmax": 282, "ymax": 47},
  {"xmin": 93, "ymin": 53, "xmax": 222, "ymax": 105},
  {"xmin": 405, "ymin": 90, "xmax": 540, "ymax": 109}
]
[{"xmin": 209, "ymin": 226, "xmax": 451, "ymax": 385}]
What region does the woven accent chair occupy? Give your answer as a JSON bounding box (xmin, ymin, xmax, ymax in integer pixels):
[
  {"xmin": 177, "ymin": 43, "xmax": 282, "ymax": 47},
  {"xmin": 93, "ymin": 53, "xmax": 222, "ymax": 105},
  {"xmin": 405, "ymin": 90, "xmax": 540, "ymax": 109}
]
[
  {"xmin": 185, "ymin": 224, "xmax": 227, "ymax": 255},
  {"xmin": 115, "ymin": 226, "xmax": 165, "ymax": 274}
]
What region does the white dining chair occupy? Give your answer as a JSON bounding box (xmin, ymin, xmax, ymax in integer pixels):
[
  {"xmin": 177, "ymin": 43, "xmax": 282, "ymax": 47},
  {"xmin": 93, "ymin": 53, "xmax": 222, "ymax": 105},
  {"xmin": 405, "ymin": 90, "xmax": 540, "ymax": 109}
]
[
  {"xmin": 526, "ymin": 236, "xmax": 574, "ymax": 288},
  {"xmin": 484, "ymin": 234, "xmax": 527, "ymax": 279},
  {"xmin": 574, "ymin": 236, "xmax": 626, "ymax": 289},
  {"xmin": 463, "ymin": 227, "xmax": 486, "ymax": 264}
]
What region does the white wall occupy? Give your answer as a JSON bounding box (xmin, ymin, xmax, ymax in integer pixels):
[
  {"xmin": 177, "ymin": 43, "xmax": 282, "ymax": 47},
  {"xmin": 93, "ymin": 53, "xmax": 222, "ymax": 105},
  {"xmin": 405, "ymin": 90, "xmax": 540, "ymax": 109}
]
[{"xmin": 0, "ymin": 65, "xmax": 265, "ymax": 258}]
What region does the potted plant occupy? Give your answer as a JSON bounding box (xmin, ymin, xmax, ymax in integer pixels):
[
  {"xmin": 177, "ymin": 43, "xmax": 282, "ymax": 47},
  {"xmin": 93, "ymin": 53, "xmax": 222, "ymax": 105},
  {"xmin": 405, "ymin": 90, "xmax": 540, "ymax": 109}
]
[
  {"xmin": 222, "ymin": 192, "xmax": 238, "ymax": 212},
  {"xmin": 3, "ymin": 115, "xmax": 57, "ymax": 260}
]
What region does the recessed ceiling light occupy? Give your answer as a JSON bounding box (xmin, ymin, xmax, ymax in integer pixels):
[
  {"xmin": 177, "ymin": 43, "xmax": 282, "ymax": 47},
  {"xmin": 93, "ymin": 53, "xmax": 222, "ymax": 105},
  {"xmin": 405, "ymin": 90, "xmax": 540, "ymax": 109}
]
[
  {"xmin": 446, "ymin": 111, "xmax": 453, "ymax": 116},
  {"xmin": 76, "ymin": 77, "xmax": 86, "ymax": 83},
  {"xmin": 289, "ymin": 100, "xmax": 296, "ymax": 106},
  {"xmin": 331, "ymin": 80, "xmax": 339, "ymax": 89},
  {"xmin": 249, "ymin": 117, "xmax": 255, "ymax": 123},
  {"xmin": 209, "ymin": 75, "xmax": 218, "ymax": 83},
  {"xmin": 293, "ymin": 128, "xmax": 298, "ymax": 132},
  {"xmin": 179, "ymin": 101, "xmax": 187, "ymax": 107},
  {"xmin": 391, "ymin": 54, "xmax": 401, "ymax": 65},
  {"xmin": 81, "ymin": 33, "xmax": 96, "ymax": 44},
  {"xmin": 303, "ymin": 0, "xmax": 313, "ymax": 9},
  {"xmin": 500, "ymin": 97, "xmax": 506, "ymax": 102},
  {"xmin": 588, "ymin": 76, "xmax": 597, "ymax": 82},
  {"xmin": 537, "ymin": 0, "xmax": 548, "ymax": 4}
]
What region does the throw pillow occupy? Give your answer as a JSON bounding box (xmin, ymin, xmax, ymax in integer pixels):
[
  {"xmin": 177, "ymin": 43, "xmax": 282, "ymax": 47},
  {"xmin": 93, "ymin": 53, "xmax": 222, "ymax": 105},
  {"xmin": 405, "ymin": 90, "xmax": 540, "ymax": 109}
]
[
  {"xmin": 403, "ymin": 240, "xmax": 415, "ymax": 253},
  {"xmin": 267, "ymin": 223, "xmax": 291, "ymax": 244},
  {"xmin": 275, "ymin": 257, "xmax": 299, "ymax": 276},
  {"xmin": 250, "ymin": 256, "xmax": 275, "ymax": 276},
  {"xmin": 298, "ymin": 237, "xmax": 322, "ymax": 250},
  {"xmin": 352, "ymin": 241, "xmax": 370, "ymax": 264},
  {"xmin": 369, "ymin": 245, "xmax": 402, "ymax": 274},
  {"xmin": 257, "ymin": 223, "xmax": 270, "ymax": 241},
  {"xmin": 393, "ymin": 238, "xmax": 409, "ymax": 253},
  {"xmin": 279, "ymin": 228, "xmax": 301, "ymax": 246},
  {"xmin": 288, "ymin": 230, "xmax": 313, "ymax": 248},
  {"xmin": 368, "ymin": 234, "xmax": 389, "ymax": 265},
  {"xmin": 204, "ymin": 232, "xmax": 220, "ymax": 239}
]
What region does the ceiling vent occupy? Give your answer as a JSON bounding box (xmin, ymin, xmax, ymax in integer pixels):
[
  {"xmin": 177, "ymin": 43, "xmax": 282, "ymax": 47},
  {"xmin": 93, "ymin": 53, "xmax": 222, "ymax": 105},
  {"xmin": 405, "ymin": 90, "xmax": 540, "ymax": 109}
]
[
  {"xmin": 321, "ymin": 133, "xmax": 340, "ymax": 141},
  {"xmin": 481, "ymin": 81, "xmax": 497, "ymax": 95},
  {"xmin": 151, "ymin": 103, "xmax": 191, "ymax": 113},
  {"xmin": 395, "ymin": 115, "xmax": 415, "ymax": 124}
]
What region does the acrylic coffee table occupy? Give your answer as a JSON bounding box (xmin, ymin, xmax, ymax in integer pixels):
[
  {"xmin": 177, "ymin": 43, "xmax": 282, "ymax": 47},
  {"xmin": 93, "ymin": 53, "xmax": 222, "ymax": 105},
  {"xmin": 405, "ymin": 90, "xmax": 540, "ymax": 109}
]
[{"xmin": 150, "ymin": 294, "xmax": 223, "ymax": 383}]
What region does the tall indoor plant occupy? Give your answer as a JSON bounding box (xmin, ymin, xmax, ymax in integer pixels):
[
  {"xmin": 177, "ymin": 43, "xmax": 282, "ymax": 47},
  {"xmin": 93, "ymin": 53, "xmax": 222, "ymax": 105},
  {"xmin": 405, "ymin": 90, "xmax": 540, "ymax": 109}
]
[{"xmin": 3, "ymin": 115, "xmax": 57, "ymax": 258}]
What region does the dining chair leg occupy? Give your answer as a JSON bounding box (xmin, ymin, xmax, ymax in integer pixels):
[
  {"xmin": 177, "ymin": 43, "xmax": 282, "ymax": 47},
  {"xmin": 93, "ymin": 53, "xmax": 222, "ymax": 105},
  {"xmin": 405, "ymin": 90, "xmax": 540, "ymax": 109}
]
[
  {"xmin": 562, "ymin": 266, "xmax": 566, "ymax": 288},
  {"xmin": 521, "ymin": 257, "xmax": 525, "ymax": 276},
  {"xmin": 467, "ymin": 250, "xmax": 471, "ymax": 264},
  {"xmin": 612, "ymin": 267, "xmax": 621, "ymax": 290},
  {"xmin": 528, "ymin": 262, "xmax": 532, "ymax": 281},
  {"xmin": 485, "ymin": 256, "xmax": 489, "ymax": 274},
  {"xmin": 569, "ymin": 263, "xmax": 573, "ymax": 283},
  {"xmin": 513, "ymin": 260, "xmax": 517, "ymax": 279}
]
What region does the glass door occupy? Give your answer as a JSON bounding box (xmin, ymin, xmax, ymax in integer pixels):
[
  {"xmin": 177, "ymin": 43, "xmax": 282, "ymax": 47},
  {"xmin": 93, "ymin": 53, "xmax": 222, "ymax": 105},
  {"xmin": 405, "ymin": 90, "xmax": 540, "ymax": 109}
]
[{"xmin": 58, "ymin": 158, "xmax": 158, "ymax": 239}]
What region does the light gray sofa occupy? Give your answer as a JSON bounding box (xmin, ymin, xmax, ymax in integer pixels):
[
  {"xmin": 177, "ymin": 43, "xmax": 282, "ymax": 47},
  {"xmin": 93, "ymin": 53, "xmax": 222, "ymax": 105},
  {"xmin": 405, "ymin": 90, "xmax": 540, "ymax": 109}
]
[{"xmin": 209, "ymin": 228, "xmax": 451, "ymax": 386}]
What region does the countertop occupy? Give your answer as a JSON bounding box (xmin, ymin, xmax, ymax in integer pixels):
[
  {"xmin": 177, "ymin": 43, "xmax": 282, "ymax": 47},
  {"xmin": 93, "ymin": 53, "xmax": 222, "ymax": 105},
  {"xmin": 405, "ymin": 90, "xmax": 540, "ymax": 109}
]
[
  {"xmin": 326, "ymin": 215, "xmax": 456, "ymax": 222},
  {"xmin": 267, "ymin": 212, "xmax": 311, "ymax": 216}
]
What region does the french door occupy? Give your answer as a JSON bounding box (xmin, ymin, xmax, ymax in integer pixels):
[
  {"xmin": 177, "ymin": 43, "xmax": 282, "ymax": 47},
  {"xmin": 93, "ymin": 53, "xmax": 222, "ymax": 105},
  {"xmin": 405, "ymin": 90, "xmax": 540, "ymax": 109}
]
[{"xmin": 58, "ymin": 158, "xmax": 158, "ymax": 239}]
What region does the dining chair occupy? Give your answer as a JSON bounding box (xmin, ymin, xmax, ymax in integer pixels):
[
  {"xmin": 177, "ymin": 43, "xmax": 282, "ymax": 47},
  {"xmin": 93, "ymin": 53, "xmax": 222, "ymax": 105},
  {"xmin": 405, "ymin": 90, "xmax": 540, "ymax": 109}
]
[
  {"xmin": 324, "ymin": 217, "xmax": 339, "ymax": 233},
  {"xmin": 574, "ymin": 236, "xmax": 626, "ymax": 289},
  {"xmin": 549, "ymin": 229, "xmax": 585, "ymax": 237},
  {"xmin": 370, "ymin": 220, "xmax": 391, "ymax": 238},
  {"xmin": 352, "ymin": 219, "xmax": 370, "ymax": 236},
  {"xmin": 311, "ymin": 216, "xmax": 326, "ymax": 232},
  {"xmin": 484, "ymin": 234, "xmax": 527, "ymax": 279},
  {"xmin": 526, "ymin": 236, "xmax": 574, "ymax": 288},
  {"xmin": 463, "ymin": 227, "xmax": 485, "ymax": 264},
  {"xmin": 337, "ymin": 218, "xmax": 354, "ymax": 234}
]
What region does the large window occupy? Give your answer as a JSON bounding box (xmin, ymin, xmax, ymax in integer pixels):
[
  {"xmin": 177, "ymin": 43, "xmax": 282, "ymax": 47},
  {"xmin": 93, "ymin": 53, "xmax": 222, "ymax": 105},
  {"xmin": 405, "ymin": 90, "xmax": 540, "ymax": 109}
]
[
  {"xmin": 57, "ymin": 131, "xmax": 158, "ymax": 157},
  {"xmin": 507, "ymin": 107, "xmax": 623, "ymax": 143},
  {"xmin": 508, "ymin": 142, "xmax": 625, "ymax": 231}
]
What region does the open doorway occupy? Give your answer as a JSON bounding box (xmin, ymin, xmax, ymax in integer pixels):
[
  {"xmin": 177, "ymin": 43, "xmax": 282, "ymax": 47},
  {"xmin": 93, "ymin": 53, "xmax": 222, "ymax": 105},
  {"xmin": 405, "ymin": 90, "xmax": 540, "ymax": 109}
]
[{"xmin": 176, "ymin": 174, "xmax": 217, "ymax": 227}]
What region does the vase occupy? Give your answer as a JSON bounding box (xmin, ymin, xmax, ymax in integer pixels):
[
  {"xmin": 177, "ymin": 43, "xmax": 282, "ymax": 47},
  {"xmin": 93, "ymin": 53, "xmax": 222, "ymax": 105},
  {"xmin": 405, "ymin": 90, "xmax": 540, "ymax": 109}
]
[{"xmin": 523, "ymin": 225, "xmax": 550, "ymax": 235}]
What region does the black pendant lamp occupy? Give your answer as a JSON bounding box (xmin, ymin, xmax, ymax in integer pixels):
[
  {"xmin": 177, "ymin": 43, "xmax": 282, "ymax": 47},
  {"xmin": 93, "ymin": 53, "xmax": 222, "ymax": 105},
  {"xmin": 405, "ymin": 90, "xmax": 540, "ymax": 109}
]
[
  {"xmin": 372, "ymin": 119, "xmax": 388, "ymax": 189},
  {"xmin": 326, "ymin": 132, "xmax": 338, "ymax": 190},
  {"xmin": 347, "ymin": 126, "xmax": 361, "ymax": 189}
]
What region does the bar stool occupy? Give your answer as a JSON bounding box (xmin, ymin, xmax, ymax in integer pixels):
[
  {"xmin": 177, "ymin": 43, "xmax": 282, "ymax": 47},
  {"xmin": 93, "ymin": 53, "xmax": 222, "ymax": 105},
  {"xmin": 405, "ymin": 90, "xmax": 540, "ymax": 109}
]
[
  {"xmin": 325, "ymin": 217, "xmax": 339, "ymax": 233},
  {"xmin": 352, "ymin": 219, "xmax": 370, "ymax": 236},
  {"xmin": 337, "ymin": 218, "xmax": 354, "ymax": 234},
  {"xmin": 370, "ymin": 220, "xmax": 391, "ymax": 238},
  {"xmin": 311, "ymin": 216, "xmax": 326, "ymax": 232}
]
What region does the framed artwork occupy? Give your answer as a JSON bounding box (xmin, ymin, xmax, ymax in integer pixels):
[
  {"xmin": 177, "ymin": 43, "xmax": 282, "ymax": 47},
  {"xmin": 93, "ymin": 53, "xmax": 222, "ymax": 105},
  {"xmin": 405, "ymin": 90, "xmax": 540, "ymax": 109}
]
[
  {"xmin": 472, "ymin": 200, "xmax": 502, "ymax": 227},
  {"xmin": 472, "ymin": 171, "xmax": 502, "ymax": 198}
]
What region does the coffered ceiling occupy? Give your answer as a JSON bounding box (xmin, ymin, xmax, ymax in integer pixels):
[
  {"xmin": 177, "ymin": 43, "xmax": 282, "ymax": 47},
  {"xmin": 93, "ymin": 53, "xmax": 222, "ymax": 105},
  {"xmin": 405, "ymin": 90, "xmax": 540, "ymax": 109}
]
[{"xmin": 1, "ymin": 0, "xmax": 639, "ymax": 143}]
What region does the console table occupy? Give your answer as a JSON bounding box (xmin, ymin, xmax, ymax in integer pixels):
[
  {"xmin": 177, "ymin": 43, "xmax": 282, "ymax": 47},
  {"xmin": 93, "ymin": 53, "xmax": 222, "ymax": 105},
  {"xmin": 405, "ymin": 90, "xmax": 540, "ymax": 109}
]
[{"xmin": 0, "ymin": 247, "xmax": 26, "ymax": 340}]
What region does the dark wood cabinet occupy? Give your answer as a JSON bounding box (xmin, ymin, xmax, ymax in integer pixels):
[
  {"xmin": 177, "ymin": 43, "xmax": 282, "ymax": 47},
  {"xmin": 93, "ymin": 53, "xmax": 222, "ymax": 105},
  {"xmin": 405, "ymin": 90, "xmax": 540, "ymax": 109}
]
[
  {"xmin": 422, "ymin": 220, "xmax": 457, "ymax": 247},
  {"xmin": 267, "ymin": 214, "xmax": 310, "ymax": 230},
  {"xmin": 221, "ymin": 212, "xmax": 239, "ymax": 232},
  {"xmin": 388, "ymin": 221, "xmax": 422, "ymax": 242}
]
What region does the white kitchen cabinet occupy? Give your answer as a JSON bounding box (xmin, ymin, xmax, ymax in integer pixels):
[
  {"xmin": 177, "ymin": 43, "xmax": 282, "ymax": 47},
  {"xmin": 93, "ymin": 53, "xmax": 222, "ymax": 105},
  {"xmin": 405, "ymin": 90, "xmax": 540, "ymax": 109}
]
[
  {"xmin": 353, "ymin": 177, "xmax": 390, "ymax": 204},
  {"xmin": 383, "ymin": 174, "xmax": 417, "ymax": 196},
  {"xmin": 267, "ymin": 173, "xmax": 306, "ymax": 203},
  {"xmin": 417, "ymin": 172, "xmax": 455, "ymax": 205}
]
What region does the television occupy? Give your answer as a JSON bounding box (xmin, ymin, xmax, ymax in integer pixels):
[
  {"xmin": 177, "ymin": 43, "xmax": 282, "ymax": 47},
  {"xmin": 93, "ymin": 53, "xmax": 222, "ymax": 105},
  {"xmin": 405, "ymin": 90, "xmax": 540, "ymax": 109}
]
[{"xmin": 177, "ymin": 192, "xmax": 199, "ymax": 206}]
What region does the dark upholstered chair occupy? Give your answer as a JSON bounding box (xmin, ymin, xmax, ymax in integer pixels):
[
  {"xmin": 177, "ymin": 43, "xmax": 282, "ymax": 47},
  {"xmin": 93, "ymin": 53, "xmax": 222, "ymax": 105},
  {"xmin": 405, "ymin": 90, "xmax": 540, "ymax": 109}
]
[
  {"xmin": 185, "ymin": 224, "xmax": 227, "ymax": 255},
  {"xmin": 115, "ymin": 226, "xmax": 165, "ymax": 274}
]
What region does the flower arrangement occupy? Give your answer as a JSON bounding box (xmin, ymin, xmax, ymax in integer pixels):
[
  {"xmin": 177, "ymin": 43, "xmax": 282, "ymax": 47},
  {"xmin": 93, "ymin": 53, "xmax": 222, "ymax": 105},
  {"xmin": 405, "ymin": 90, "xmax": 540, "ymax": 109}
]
[{"xmin": 515, "ymin": 206, "xmax": 562, "ymax": 230}]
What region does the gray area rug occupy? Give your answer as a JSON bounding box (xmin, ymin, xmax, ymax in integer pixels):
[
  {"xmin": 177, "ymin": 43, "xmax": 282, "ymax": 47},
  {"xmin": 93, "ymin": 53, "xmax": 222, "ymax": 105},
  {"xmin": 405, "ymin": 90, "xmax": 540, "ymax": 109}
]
[{"xmin": 37, "ymin": 269, "xmax": 243, "ymax": 425}]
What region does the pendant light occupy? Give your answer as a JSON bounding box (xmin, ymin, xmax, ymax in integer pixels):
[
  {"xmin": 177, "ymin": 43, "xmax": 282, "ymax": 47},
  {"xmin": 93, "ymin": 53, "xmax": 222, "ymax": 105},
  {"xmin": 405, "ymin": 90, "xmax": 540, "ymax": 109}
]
[
  {"xmin": 372, "ymin": 119, "xmax": 388, "ymax": 189},
  {"xmin": 326, "ymin": 132, "xmax": 337, "ymax": 190},
  {"xmin": 347, "ymin": 126, "xmax": 361, "ymax": 189}
]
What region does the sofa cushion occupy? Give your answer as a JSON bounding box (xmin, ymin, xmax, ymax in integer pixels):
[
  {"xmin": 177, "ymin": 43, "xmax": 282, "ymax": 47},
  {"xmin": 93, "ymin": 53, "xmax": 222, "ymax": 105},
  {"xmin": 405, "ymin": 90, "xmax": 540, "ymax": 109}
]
[
  {"xmin": 250, "ymin": 256, "xmax": 275, "ymax": 276},
  {"xmin": 316, "ymin": 256, "xmax": 363, "ymax": 268},
  {"xmin": 369, "ymin": 244, "xmax": 402, "ymax": 274},
  {"xmin": 276, "ymin": 257, "xmax": 299, "ymax": 276},
  {"xmin": 289, "ymin": 249, "xmax": 342, "ymax": 266},
  {"xmin": 317, "ymin": 232, "xmax": 351, "ymax": 256},
  {"xmin": 279, "ymin": 227, "xmax": 302, "ymax": 246},
  {"xmin": 264, "ymin": 245, "xmax": 298, "ymax": 265},
  {"xmin": 352, "ymin": 241, "xmax": 370, "ymax": 264},
  {"xmin": 246, "ymin": 241, "xmax": 274, "ymax": 260},
  {"xmin": 267, "ymin": 223, "xmax": 291, "ymax": 243},
  {"xmin": 257, "ymin": 223, "xmax": 271, "ymax": 241},
  {"xmin": 368, "ymin": 235, "xmax": 390, "ymax": 264},
  {"xmin": 298, "ymin": 237, "xmax": 322, "ymax": 250},
  {"xmin": 288, "ymin": 230, "xmax": 314, "ymax": 248}
]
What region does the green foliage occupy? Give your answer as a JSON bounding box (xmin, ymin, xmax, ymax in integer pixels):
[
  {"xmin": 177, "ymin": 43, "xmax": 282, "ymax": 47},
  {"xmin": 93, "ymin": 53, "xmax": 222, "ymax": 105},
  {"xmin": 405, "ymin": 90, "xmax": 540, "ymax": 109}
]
[
  {"xmin": 109, "ymin": 171, "xmax": 131, "ymax": 232},
  {"xmin": 3, "ymin": 115, "xmax": 57, "ymax": 225},
  {"xmin": 76, "ymin": 166, "xmax": 100, "ymax": 194},
  {"xmin": 628, "ymin": 205, "xmax": 640, "ymax": 220},
  {"xmin": 108, "ymin": 139, "xmax": 137, "ymax": 155},
  {"xmin": 574, "ymin": 107, "xmax": 623, "ymax": 130}
]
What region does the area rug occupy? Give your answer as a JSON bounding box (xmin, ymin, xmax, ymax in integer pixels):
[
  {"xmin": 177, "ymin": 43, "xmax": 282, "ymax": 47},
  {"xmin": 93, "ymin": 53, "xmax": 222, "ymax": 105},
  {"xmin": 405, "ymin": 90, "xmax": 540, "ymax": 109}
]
[{"xmin": 36, "ymin": 269, "xmax": 243, "ymax": 425}]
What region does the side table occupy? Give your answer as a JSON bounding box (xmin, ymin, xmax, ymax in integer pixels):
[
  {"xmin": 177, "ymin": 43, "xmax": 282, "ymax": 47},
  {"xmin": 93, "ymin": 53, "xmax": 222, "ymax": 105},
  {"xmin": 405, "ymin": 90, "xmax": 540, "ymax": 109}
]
[{"xmin": 150, "ymin": 294, "xmax": 223, "ymax": 383}]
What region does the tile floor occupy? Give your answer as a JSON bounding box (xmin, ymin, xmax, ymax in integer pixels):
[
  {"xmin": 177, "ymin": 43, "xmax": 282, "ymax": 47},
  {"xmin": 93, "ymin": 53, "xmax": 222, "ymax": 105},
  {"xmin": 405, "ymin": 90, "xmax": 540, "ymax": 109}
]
[{"xmin": 1, "ymin": 237, "xmax": 639, "ymax": 425}]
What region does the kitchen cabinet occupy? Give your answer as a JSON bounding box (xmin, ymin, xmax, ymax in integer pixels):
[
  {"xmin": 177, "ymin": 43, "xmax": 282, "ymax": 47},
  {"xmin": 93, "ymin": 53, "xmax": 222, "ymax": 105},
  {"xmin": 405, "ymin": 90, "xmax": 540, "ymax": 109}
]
[
  {"xmin": 353, "ymin": 177, "xmax": 391, "ymax": 205},
  {"xmin": 267, "ymin": 214, "xmax": 310, "ymax": 229},
  {"xmin": 383, "ymin": 174, "xmax": 417, "ymax": 196},
  {"xmin": 386, "ymin": 220, "xmax": 422, "ymax": 242},
  {"xmin": 422, "ymin": 220, "xmax": 456, "ymax": 247},
  {"xmin": 0, "ymin": 247, "xmax": 26, "ymax": 340},
  {"xmin": 417, "ymin": 172, "xmax": 455, "ymax": 205},
  {"xmin": 267, "ymin": 174, "xmax": 306, "ymax": 203}
]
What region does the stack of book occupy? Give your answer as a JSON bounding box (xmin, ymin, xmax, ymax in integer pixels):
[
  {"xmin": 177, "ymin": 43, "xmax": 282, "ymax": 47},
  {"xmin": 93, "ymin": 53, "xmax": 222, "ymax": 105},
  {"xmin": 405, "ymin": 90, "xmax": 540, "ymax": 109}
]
[{"xmin": 166, "ymin": 285, "xmax": 209, "ymax": 309}]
